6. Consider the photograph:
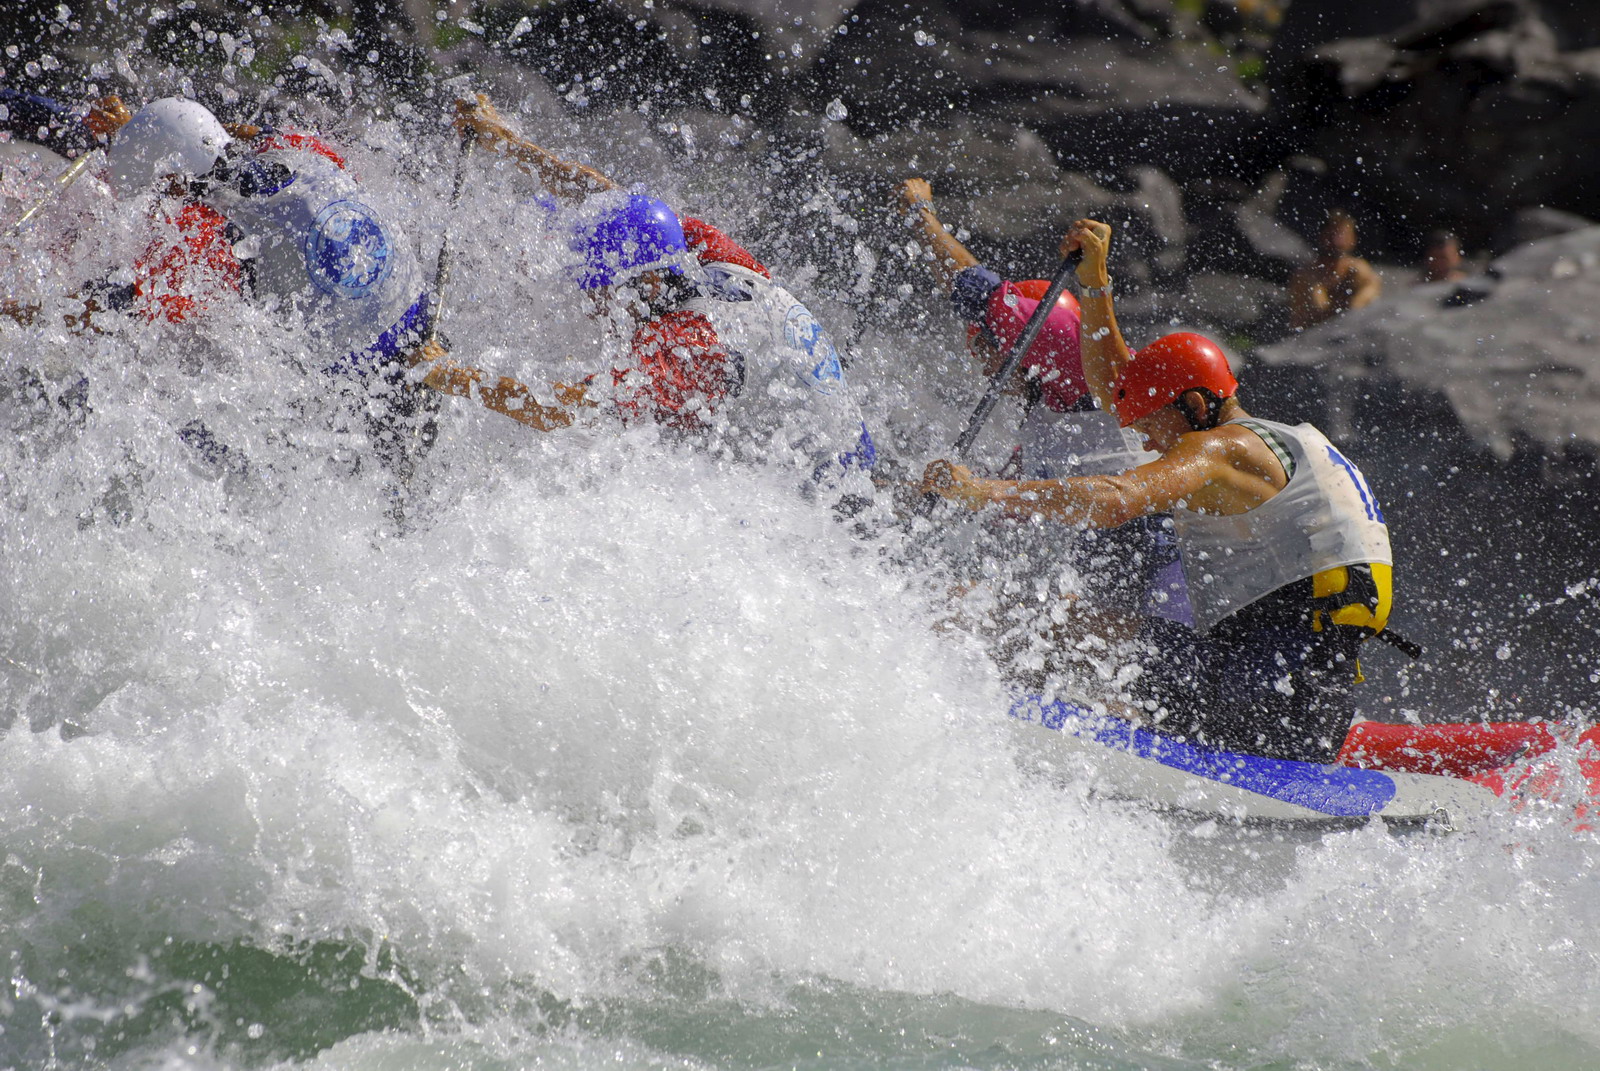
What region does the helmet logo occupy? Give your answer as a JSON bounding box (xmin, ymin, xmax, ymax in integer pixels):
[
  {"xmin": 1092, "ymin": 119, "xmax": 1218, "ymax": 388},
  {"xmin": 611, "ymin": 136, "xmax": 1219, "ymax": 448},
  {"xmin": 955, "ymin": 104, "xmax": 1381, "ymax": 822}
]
[{"xmin": 304, "ymin": 199, "xmax": 393, "ymax": 299}]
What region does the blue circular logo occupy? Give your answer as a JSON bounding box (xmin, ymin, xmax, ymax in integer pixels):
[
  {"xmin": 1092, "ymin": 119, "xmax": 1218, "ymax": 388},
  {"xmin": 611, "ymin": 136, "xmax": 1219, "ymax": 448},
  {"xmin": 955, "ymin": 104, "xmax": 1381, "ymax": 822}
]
[
  {"xmin": 303, "ymin": 199, "xmax": 393, "ymax": 299},
  {"xmin": 784, "ymin": 303, "xmax": 842, "ymax": 395}
]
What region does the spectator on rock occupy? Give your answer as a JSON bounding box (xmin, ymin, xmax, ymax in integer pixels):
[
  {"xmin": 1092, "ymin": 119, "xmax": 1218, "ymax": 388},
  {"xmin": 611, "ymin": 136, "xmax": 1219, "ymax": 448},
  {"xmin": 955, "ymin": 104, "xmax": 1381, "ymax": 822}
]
[
  {"xmin": 1417, "ymin": 229, "xmax": 1467, "ymax": 284},
  {"xmin": 1288, "ymin": 209, "xmax": 1381, "ymax": 330}
]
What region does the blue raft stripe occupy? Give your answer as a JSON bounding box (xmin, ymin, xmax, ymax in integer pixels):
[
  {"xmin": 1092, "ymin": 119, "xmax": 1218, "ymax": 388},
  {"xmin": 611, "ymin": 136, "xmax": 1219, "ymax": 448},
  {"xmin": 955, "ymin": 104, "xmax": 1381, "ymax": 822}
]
[{"xmin": 1011, "ymin": 697, "xmax": 1398, "ymax": 818}]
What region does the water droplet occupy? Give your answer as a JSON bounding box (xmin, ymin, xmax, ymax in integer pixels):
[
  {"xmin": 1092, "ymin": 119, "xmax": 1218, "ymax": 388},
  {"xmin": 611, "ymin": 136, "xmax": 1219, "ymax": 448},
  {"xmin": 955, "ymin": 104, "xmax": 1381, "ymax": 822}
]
[
  {"xmin": 825, "ymin": 98, "xmax": 848, "ymax": 122},
  {"xmin": 913, "ymin": 29, "xmax": 934, "ymax": 46}
]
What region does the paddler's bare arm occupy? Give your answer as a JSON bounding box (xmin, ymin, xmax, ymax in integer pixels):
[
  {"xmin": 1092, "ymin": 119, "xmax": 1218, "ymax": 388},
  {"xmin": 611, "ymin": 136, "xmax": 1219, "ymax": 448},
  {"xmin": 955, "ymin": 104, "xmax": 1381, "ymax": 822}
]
[
  {"xmin": 3, "ymin": 297, "xmax": 107, "ymax": 334},
  {"xmin": 453, "ymin": 94, "xmax": 617, "ymax": 201},
  {"xmin": 407, "ymin": 339, "xmax": 594, "ymax": 432},
  {"xmin": 1287, "ymin": 265, "xmax": 1327, "ymax": 330},
  {"xmin": 921, "ymin": 424, "xmax": 1288, "ymax": 527},
  {"xmin": 1059, "ymin": 219, "xmax": 1134, "ymax": 412},
  {"xmin": 1339, "ymin": 258, "xmax": 1382, "ymax": 313},
  {"xmin": 896, "ymin": 178, "xmax": 980, "ymax": 293}
]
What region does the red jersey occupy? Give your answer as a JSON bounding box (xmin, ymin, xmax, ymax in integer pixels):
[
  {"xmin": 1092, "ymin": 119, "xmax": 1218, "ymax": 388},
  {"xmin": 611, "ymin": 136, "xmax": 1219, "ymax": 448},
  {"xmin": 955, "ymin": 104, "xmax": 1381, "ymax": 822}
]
[
  {"xmin": 129, "ymin": 131, "xmax": 347, "ymax": 323},
  {"xmin": 131, "ymin": 200, "xmax": 242, "ymax": 323},
  {"xmin": 611, "ymin": 309, "xmax": 740, "ymax": 430},
  {"xmin": 609, "ymin": 218, "xmax": 758, "ymax": 429}
]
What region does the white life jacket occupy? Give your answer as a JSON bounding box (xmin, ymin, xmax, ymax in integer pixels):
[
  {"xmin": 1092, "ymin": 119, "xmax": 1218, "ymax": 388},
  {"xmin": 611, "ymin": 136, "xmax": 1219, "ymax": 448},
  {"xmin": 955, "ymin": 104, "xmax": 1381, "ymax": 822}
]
[
  {"xmin": 209, "ymin": 147, "xmax": 422, "ymax": 360},
  {"xmin": 682, "ymin": 260, "xmax": 875, "ymax": 474},
  {"xmin": 1014, "ymin": 401, "xmax": 1147, "ymax": 479},
  {"xmin": 1174, "ymin": 417, "xmax": 1392, "ymax": 632}
]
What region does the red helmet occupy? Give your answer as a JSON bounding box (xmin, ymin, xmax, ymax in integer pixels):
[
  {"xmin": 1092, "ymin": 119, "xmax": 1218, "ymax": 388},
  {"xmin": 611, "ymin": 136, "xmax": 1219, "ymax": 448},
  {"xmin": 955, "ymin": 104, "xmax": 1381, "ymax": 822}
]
[{"xmin": 1112, "ymin": 333, "xmax": 1237, "ymax": 427}]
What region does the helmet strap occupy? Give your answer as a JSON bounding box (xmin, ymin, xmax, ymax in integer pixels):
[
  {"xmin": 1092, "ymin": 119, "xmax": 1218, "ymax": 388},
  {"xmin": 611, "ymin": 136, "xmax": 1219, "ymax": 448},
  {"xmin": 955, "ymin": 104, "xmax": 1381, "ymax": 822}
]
[
  {"xmin": 646, "ymin": 271, "xmax": 695, "ymax": 318},
  {"xmin": 1175, "ymin": 388, "xmax": 1225, "ymax": 431}
]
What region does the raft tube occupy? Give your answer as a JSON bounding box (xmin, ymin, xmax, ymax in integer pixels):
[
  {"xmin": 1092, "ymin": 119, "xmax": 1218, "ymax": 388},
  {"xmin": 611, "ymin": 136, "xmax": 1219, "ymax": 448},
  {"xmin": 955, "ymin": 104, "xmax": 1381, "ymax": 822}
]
[
  {"xmin": 1340, "ymin": 719, "xmax": 1600, "ymax": 828},
  {"xmin": 1009, "ymin": 697, "xmax": 1502, "ymax": 830}
]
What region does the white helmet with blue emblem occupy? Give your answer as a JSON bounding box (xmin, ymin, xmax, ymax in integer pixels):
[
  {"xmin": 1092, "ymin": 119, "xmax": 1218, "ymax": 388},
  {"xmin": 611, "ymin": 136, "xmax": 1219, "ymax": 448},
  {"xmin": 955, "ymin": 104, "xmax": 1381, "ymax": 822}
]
[{"xmin": 108, "ymin": 97, "xmax": 232, "ymax": 194}]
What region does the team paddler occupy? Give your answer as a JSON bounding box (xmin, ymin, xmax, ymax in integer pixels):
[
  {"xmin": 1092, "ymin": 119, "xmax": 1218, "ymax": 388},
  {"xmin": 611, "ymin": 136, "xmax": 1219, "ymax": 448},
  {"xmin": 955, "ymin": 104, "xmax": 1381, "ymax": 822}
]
[
  {"xmin": 423, "ymin": 94, "xmax": 877, "ymax": 490},
  {"xmin": 896, "ymin": 177, "xmax": 1181, "ymax": 636},
  {"xmin": 920, "ymin": 219, "xmax": 1395, "ymax": 763}
]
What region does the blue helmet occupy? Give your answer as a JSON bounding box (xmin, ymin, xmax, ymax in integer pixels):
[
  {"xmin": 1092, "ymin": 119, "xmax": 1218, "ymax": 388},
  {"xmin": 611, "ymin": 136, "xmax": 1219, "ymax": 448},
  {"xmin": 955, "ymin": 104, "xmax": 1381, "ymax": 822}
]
[{"xmin": 566, "ymin": 192, "xmax": 687, "ymax": 290}]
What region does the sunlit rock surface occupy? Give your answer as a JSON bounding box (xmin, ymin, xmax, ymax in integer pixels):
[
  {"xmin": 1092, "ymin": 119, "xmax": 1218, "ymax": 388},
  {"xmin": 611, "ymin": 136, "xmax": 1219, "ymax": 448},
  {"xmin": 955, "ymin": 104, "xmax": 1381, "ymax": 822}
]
[{"xmin": 1257, "ymin": 226, "xmax": 1600, "ymax": 463}]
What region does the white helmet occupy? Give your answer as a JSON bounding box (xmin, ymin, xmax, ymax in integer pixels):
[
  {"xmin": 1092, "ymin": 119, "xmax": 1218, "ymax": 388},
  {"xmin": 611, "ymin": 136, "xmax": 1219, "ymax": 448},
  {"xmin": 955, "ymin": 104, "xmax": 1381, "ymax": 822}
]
[{"xmin": 108, "ymin": 97, "xmax": 232, "ymax": 194}]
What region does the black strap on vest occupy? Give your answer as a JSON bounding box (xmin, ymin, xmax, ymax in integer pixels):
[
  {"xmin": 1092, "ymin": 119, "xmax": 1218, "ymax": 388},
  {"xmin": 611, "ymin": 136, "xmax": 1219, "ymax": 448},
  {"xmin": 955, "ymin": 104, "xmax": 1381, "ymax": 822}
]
[{"xmin": 1375, "ymin": 629, "xmax": 1423, "ymax": 659}]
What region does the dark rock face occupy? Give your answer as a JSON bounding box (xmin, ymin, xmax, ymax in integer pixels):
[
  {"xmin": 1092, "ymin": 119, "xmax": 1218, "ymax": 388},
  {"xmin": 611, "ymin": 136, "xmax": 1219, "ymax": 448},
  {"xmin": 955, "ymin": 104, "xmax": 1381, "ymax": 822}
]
[
  {"xmin": 809, "ymin": 0, "xmax": 1268, "ymax": 180},
  {"xmin": 1272, "ymin": 0, "xmax": 1600, "ymax": 56},
  {"xmin": 1275, "ymin": 0, "xmax": 1600, "ymax": 235}
]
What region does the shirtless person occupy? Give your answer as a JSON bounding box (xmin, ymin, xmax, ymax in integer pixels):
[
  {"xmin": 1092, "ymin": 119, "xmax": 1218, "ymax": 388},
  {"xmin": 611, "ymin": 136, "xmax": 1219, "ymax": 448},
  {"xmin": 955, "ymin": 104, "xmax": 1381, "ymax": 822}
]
[{"xmin": 1288, "ymin": 209, "xmax": 1382, "ymax": 330}]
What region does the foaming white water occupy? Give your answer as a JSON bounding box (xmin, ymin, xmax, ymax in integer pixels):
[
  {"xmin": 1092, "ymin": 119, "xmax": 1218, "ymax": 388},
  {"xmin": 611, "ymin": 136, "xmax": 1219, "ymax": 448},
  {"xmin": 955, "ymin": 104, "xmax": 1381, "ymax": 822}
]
[{"xmin": 1, "ymin": 113, "xmax": 1597, "ymax": 1071}]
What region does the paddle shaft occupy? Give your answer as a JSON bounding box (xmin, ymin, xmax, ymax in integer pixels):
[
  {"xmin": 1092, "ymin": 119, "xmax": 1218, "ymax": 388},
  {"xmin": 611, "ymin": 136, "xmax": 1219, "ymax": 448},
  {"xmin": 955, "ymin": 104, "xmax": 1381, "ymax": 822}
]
[
  {"xmin": 425, "ymin": 131, "xmax": 476, "ymax": 343},
  {"xmin": 916, "ymin": 253, "xmax": 1079, "ymax": 518},
  {"xmin": 1375, "ymin": 628, "xmax": 1422, "ymax": 660},
  {"xmin": 398, "ymin": 129, "xmax": 476, "ymax": 474},
  {"xmin": 5, "ymin": 150, "xmax": 97, "ymax": 239}
]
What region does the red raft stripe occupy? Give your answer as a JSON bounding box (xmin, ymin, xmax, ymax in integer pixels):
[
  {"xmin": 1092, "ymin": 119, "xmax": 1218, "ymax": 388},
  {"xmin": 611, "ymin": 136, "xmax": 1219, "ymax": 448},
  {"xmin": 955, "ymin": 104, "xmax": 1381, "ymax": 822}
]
[{"xmin": 1337, "ymin": 720, "xmax": 1560, "ymax": 778}]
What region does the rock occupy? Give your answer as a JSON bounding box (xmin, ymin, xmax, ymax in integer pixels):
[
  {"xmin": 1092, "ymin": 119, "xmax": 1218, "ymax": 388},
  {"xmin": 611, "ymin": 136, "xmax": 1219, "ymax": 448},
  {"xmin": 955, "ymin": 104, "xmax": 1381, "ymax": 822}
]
[
  {"xmin": 1487, "ymin": 224, "xmax": 1600, "ymax": 279},
  {"xmin": 1537, "ymin": 0, "xmax": 1600, "ymax": 49},
  {"xmin": 1120, "ymin": 166, "xmax": 1189, "ymax": 269},
  {"xmin": 1263, "ymin": 0, "xmax": 1581, "ymax": 70},
  {"xmin": 1491, "ymin": 206, "xmax": 1598, "ymax": 253},
  {"xmin": 478, "ymin": 0, "xmax": 804, "ymax": 122},
  {"xmin": 1256, "ymin": 226, "xmax": 1600, "ymax": 462},
  {"xmin": 1181, "ymin": 272, "xmax": 1285, "ymax": 330},
  {"xmin": 808, "ymin": 0, "xmax": 1267, "ymax": 181},
  {"xmin": 819, "ymin": 114, "xmax": 1066, "ymax": 195},
  {"xmin": 1266, "ymin": 0, "xmax": 1427, "ymax": 71},
  {"xmin": 1272, "ymin": 0, "xmax": 1600, "ymax": 232},
  {"xmin": 652, "ymin": 0, "xmax": 853, "ymax": 46},
  {"xmin": 1182, "ymin": 164, "xmax": 1316, "ymax": 284},
  {"xmin": 1230, "ymin": 204, "xmax": 1314, "ymax": 276}
]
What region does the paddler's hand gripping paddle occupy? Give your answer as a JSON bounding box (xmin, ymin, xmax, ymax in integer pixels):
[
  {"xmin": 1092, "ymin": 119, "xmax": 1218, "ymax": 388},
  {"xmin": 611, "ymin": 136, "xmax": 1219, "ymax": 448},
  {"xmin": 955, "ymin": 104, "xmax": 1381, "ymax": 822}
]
[{"xmin": 915, "ymin": 251, "xmax": 1081, "ymax": 518}]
